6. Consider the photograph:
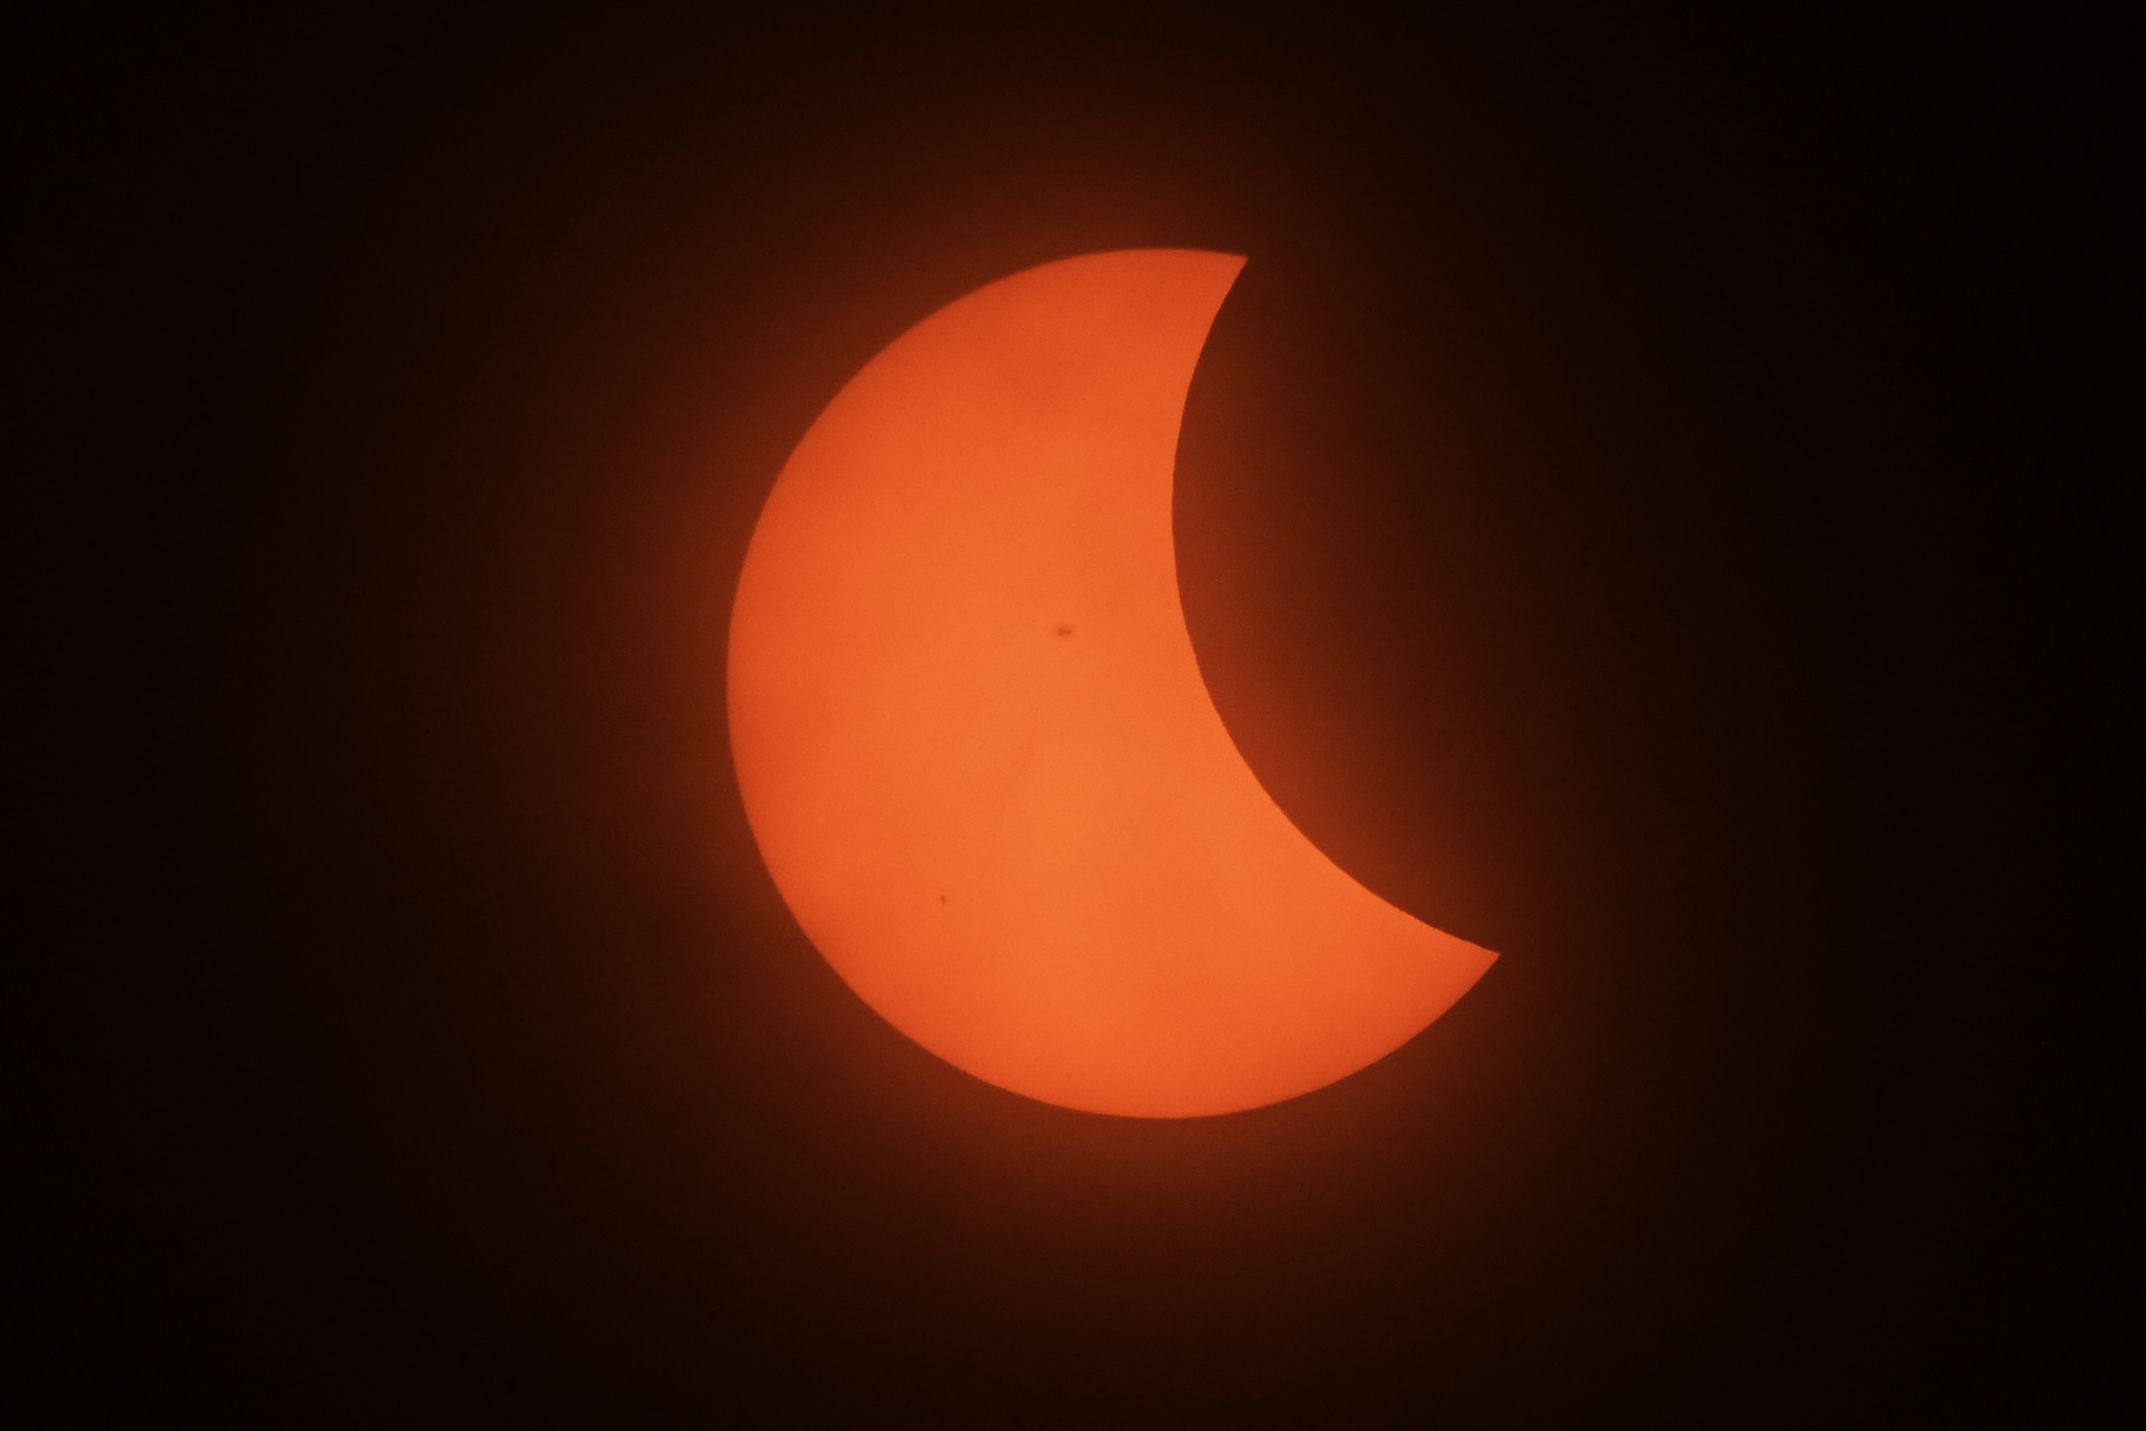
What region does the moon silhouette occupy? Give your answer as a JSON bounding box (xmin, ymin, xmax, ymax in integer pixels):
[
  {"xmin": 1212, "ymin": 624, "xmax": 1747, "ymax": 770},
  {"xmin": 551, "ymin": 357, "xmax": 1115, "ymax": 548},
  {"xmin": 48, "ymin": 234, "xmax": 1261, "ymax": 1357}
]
[{"xmin": 728, "ymin": 248, "xmax": 1494, "ymax": 1117}]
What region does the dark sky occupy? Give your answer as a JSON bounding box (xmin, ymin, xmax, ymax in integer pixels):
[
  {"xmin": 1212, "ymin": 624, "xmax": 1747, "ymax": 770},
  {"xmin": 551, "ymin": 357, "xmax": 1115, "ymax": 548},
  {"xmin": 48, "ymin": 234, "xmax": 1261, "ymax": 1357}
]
[{"xmin": 37, "ymin": 11, "xmax": 2090, "ymax": 1423}]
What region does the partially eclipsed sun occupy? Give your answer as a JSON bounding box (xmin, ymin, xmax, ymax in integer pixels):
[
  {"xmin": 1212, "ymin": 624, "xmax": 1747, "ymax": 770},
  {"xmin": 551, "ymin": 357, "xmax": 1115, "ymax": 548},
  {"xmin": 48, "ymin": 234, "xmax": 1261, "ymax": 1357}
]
[{"xmin": 727, "ymin": 249, "xmax": 1493, "ymax": 1117}]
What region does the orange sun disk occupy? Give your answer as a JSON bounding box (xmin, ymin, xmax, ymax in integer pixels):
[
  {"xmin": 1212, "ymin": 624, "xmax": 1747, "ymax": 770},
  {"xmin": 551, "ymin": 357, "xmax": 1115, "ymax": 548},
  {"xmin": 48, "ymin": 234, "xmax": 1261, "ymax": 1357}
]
[{"xmin": 727, "ymin": 249, "xmax": 1493, "ymax": 1117}]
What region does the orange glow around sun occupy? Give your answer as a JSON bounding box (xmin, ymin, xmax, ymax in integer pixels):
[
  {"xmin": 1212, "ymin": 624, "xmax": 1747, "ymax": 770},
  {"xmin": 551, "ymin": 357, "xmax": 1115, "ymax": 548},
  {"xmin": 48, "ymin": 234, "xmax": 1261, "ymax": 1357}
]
[{"xmin": 727, "ymin": 249, "xmax": 1492, "ymax": 1117}]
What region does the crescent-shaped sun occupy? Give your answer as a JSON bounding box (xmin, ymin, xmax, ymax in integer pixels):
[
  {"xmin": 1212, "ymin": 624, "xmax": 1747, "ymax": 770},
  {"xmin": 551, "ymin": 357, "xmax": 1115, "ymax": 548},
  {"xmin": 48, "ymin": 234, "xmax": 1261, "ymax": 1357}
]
[{"xmin": 728, "ymin": 248, "xmax": 1493, "ymax": 1117}]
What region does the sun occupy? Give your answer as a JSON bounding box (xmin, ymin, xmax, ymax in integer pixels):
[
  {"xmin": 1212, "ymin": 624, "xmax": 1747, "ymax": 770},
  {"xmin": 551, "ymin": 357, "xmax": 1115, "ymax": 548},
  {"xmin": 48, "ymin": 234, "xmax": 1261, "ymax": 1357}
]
[{"xmin": 728, "ymin": 249, "xmax": 1493, "ymax": 1116}]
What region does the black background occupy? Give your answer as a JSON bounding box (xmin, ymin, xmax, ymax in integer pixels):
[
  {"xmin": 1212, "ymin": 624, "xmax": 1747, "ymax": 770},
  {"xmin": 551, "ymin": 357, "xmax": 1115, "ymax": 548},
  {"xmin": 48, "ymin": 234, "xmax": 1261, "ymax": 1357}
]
[{"xmin": 37, "ymin": 10, "xmax": 2091, "ymax": 1423}]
